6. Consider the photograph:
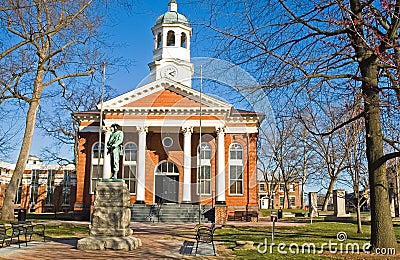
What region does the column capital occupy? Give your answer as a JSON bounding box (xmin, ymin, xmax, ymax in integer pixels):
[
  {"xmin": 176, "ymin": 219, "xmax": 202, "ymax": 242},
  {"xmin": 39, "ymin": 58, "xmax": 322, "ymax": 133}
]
[
  {"xmin": 182, "ymin": 126, "xmax": 193, "ymax": 135},
  {"xmin": 216, "ymin": 126, "xmax": 226, "ymax": 135},
  {"xmin": 136, "ymin": 126, "xmax": 148, "ymax": 134}
]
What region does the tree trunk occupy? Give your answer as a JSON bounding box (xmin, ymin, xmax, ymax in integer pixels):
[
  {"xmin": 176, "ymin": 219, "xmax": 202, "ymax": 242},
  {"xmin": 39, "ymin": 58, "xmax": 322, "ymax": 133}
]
[
  {"xmin": 322, "ymin": 177, "xmax": 336, "ymax": 211},
  {"xmin": 361, "ymin": 59, "xmax": 398, "ymax": 250},
  {"xmin": 300, "ymin": 183, "xmax": 305, "ymax": 210},
  {"xmin": 356, "ymin": 199, "xmax": 363, "ymax": 234},
  {"xmin": 285, "ymin": 185, "xmax": 290, "ymax": 209},
  {"xmin": 1, "ymin": 99, "xmax": 41, "ymax": 220}
]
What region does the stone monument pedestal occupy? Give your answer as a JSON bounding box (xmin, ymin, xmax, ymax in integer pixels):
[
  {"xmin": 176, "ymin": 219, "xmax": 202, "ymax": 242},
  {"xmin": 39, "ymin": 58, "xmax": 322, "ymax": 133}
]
[
  {"xmin": 308, "ymin": 192, "xmax": 318, "ymax": 217},
  {"xmin": 77, "ymin": 180, "xmax": 141, "ymax": 250},
  {"xmin": 333, "ymin": 189, "xmax": 350, "ymax": 217}
]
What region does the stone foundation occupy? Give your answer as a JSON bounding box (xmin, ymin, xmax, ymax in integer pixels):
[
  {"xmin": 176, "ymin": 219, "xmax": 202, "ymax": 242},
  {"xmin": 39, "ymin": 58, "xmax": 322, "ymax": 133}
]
[{"xmin": 77, "ymin": 236, "xmax": 142, "ymax": 250}]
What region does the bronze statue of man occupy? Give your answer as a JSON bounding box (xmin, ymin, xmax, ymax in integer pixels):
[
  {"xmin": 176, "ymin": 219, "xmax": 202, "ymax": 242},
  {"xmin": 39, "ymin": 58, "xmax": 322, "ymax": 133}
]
[{"xmin": 107, "ymin": 123, "xmax": 124, "ymax": 179}]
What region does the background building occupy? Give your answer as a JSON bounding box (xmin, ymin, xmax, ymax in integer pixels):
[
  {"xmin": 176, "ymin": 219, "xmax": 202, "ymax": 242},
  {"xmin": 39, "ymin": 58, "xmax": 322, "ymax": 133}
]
[
  {"xmin": 0, "ymin": 155, "xmax": 76, "ymax": 213},
  {"xmin": 257, "ymin": 179, "xmax": 301, "ymax": 209}
]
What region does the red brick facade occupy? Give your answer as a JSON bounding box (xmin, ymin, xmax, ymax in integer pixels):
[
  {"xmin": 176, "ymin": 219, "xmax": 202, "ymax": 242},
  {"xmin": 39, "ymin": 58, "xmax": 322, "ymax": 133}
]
[
  {"xmin": 258, "ymin": 181, "xmax": 302, "ymax": 209},
  {"xmin": 73, "ymin": 125, "xmax": 260, "ymax": 220}
]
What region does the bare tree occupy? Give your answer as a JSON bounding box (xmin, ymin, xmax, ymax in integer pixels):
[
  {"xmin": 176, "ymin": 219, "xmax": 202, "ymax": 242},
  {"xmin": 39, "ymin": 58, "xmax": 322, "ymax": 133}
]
[
  {"xmin": 203, "ymin": 0, "xmax": 400, "ymax": 249},
  {"xmin": 0, "ymin": 0, "xmax": 105, "ymax": 220},
  {"xmin": 265, "ymin": 116, "xmax": 303, "ymax": 209},
  {"xmin": 0, "ymin": 104, "xmax": 22, "ymax": 159},
  {"xmin": 345, "ymin": 124, "xmax": 369, "ymax": 234},
  {"xmin": 38, "ymin": 80, "xmax": 114, "ymax": 164},
  {"xmin": 295, "ymin": 125, "xmax": 317, "ymax": 210}
]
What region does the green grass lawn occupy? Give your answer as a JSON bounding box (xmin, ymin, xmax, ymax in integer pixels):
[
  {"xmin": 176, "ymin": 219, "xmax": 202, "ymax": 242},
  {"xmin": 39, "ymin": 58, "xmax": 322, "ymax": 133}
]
[
  {"xmin": 1, "ymin": 221, "xmax": 89, "ymax": 240},
  {"xmin": 214, "ymin": 221, "xmax": 400, "ymax": 259}
]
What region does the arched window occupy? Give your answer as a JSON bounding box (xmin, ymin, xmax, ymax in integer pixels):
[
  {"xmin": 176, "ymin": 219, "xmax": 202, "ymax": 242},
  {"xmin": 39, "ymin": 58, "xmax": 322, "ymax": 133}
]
[
  {"xmin": 156, "ymin": 161, "xmax": 179, "ymax": 175},
  {"xmin": 123, "ymin": 142, "xmax": 137, "ymax": 194},
  {"xmin": 167, "ymin": 30, "xmax": 175, "ymax": 46},
  {"xmin": 124, "ymin": 142, "xmax": 137, "ymax": 162},
  {"xmin": 229, "ymin": 143, "xmax": 243, "ymax": 195},
  {"xmin": 181, "ymin": 32, "xmax": 187, "ymax": 48},
  {"xmin": 157, "ymin": 32, "xmax": 162, "ymax": 48},
  {"xmin": 197, "ymin": 143, "xmax": 212, "ymax": 195},
  {"xmin": 91, "ymin": 142, "xmax": 104, "ymax": 194},
  {"xmin": 92, "ymin": 142, "xmax": 104, "ymax": 159}
]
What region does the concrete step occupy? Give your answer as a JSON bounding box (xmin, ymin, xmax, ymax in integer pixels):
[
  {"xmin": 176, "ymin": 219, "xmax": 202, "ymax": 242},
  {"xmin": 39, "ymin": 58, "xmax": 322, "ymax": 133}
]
[{"xmin": 131, "ymin": 204, "xmax": 213, "ymax": 223}]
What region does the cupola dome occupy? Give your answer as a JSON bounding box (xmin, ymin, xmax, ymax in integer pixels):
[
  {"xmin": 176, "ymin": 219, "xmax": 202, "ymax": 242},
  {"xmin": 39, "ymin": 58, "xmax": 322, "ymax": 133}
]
[{"xmin": 155, "ymin": 0, "xmax": 189, "ymax": 26}]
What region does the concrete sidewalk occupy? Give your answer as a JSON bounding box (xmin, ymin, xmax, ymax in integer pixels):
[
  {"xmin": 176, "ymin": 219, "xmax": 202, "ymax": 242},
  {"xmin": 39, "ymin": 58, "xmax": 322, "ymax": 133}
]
[{"xmin": 0, "ymin": 222, "xmax": 227, "ymax": 260}]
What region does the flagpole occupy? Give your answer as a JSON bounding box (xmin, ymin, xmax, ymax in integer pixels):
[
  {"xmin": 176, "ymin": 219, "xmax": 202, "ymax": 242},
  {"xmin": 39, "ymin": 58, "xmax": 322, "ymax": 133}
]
[
  {"xmin": 97, "ymin": 62, "xmax": 106, "ymax": 184},
  {"xmin": 198, "ymin": 65, "xmax": 203, "ymax": 224}
]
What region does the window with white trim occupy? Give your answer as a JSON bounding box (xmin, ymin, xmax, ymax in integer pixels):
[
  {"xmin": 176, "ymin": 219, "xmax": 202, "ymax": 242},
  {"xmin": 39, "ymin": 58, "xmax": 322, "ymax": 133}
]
[
  {"xmin": 156, "ymin": 161, "xmax": 179, "ymax": 175},
  {"xmin": 30, "ymin": 169, "xmax": 40, "ymax": 206},
  {"xmin": 15, "ymin": 184, "xmax": 22, "ymax": 205},
  {"xmin": 279, "ymin": 183, "xmax": 285, "ymax": 192},
  {"xmin": 280, "ymin": 196, "xmax": 284, "ymax": 207},
  {"xmin": 290, "ymin": 183, "xmax": 295, "ymax": 192},
  {"xmin": 259, "ymin": 183, "xmax": 265, "ymax": 192},
  {"xmin": 91, "ymin": 142, "xmax": 104, "ymax": 194},
  {"xmin": 62, "ymin": 171, "xmax": 72, "ymax": 205},
  {"xmin": 289, "ymin": 196, "xmax": 296, "ymax": 207},
  {"xmin": 197, "ymin": 143, "xmax": 212, "ymax": 195},
  {"xmin": 229, "ymin": 143, "xmax": 244, "ymax": 195},
  {"xmin": 46, "ymin": 170, "xmax": 56, "ymax": 205},
  {"xmin": 123, "ymin": 142, "xmax": 137, "ymax": 194}
]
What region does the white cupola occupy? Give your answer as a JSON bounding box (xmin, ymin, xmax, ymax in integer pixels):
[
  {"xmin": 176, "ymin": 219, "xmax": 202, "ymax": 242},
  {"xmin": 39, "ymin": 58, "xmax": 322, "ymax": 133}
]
[{"xmin": 148, "ymin": 0, "xmax": 194, "ymax": 87}]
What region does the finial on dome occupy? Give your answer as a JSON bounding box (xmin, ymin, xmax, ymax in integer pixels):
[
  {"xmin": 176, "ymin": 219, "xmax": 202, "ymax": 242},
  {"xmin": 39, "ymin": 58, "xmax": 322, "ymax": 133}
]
[{"xmin": 169, "ymin": 0, "xmax": 178, "ymax": 12}]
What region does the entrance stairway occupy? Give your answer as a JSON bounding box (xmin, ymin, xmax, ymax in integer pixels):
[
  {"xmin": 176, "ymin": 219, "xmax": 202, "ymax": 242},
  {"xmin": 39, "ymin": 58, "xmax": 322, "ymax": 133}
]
[{"xmin": 131, "ymin": 204, "xmax": 214, "ymax": 223}]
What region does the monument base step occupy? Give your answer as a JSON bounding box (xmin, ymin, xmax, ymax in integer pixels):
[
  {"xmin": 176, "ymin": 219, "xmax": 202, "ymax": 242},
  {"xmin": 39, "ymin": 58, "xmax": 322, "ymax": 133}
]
[
  {"xmin": 77, "ymin": 236, "xmax": 142, "ymax": 251},
  {"xmin": 324, "ymin": 215, "xmax": 354, "ymax": 223}
]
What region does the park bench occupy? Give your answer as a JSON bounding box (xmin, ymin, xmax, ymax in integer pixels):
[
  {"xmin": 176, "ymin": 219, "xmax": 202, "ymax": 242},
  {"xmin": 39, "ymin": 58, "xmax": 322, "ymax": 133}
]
[
  {"xmin": 10, "ymin": 222, "xmax": 28, "ymax": 248},
  {"xmin": 195, "ymin": 223, "xmax": 216, "ymax": 256},
  {"xmin": 231, "ymin": 210, "xmax": 259, "ymax": 222},
  {"xmin": 24, "ymin": 221, "xmax": 45, "ymax": 242},
  {"xmin": 0, "ymin": 223, "xmax": 19, "ymax": 248}
]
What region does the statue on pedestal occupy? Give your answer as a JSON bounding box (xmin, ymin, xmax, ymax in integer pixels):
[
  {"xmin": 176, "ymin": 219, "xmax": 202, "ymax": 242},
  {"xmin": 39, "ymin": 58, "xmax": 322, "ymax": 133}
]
[{"xmin": 107, "ymin": 123, "xmax": 124, "ymax": 179}]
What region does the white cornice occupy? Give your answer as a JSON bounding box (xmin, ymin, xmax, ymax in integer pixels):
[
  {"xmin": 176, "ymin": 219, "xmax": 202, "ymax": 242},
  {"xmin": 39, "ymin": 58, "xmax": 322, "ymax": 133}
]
[{"xmin": 99, "ymin": 78, "xmax": 232, "ymax": 110}]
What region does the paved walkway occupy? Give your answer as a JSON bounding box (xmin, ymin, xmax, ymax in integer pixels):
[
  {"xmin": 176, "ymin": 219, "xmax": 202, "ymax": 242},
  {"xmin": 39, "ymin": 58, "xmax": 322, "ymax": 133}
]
[
  {"xmin": 0, "ymin": 221, "xmax": 304, "ymax": 259},
  {"xmin": 0, "ymin": 222, "xmax": 231, "ymax": 260}
]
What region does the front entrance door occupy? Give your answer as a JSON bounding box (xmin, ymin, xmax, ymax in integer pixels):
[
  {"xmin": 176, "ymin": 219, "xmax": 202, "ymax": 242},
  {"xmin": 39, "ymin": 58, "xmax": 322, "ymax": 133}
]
[
  {"xmin": 155, "ymin": 175, "xmax": 179, "ymax": 203},
  {"xmin": 154, "ymin": 161, "xmax": 180, "ymax": 204}
]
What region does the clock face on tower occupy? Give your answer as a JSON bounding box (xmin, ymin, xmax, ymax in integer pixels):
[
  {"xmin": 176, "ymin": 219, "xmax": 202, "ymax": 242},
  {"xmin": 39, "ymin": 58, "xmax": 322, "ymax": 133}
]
[{"xmin": 161, "ymin": 65, "xmax": 178, "ymax": 79}]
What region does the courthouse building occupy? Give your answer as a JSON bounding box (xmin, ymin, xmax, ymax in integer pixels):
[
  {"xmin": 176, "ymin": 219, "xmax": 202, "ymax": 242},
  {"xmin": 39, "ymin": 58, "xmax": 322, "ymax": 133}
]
[{"xmin": 74, "ymin": 1, "xmax": 264, "ymax": 221}]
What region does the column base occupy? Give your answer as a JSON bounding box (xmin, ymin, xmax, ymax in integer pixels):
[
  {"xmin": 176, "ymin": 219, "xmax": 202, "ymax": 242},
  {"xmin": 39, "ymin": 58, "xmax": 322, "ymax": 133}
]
[
  {"xmin": 181, "ymin": 201, "xmax": 192, "ymax": 204},
  {"xmin": 135, "ymin": 200, "xmax": 145, "ymax": 204},
  {"xmin": 216, "ymin": 201, "xmax": 226, "ymax": 205}
]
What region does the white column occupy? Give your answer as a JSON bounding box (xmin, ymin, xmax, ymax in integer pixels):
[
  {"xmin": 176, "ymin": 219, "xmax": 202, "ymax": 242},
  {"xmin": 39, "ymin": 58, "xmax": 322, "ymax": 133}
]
[
  {"xmin": 136, "ymin": 126, "xmax": 148, "ymax": 204},
  {"xmin": 182, "ymin": 126, "xmax": 193, "ymax": 203},
  {"xmin": 216, "ymin": 126, "xmax": 226, "ymax": 204},
  {"xmin": 103, "ymin": 129, "xmax": 112, "ymax": 179}
]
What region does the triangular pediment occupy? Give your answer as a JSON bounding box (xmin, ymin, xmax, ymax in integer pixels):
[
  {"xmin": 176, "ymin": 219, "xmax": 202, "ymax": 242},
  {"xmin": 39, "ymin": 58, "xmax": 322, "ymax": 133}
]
[
  {"xmin": 122, "ymin": 88, "xmax": 204, "ymax": 108},
  {"xmin": 100, "ymin": 78, "xmax": 232, "ymax": 110}
]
